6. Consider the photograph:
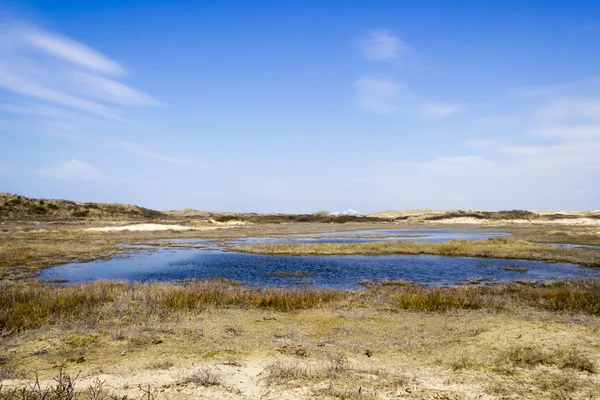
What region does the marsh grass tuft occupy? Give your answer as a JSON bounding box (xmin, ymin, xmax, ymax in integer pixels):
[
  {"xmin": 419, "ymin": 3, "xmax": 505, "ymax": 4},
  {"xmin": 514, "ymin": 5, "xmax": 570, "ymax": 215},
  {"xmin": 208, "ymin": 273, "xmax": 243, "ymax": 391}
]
[
  {"xmin": 180, "ymin": 368, "xmax": 221, "ymax": 387},
  {"xmin": 263, "ymin": 362, "xmax": 312, "ymax": 385},
  {"xmin": 504, "ymin": 346, "xmax": 596, "ymax": 373},
  {"xmin": 500, "ymin": 265, "xmax": 529, "ymax": 273},
  {"xmin": 267, "ymin": 271, "xmax": 313, "ymax": 278},
  {"xmin": 386, "ymin": 285, "xmax": 495, "ymax": 312},
  {"xmin": 145, "ymin": 359, "xmax": 174, "ymax": 370},
  {"xmin": 2, "ymin": 279, "xmax": 600, "ymax": 336}
]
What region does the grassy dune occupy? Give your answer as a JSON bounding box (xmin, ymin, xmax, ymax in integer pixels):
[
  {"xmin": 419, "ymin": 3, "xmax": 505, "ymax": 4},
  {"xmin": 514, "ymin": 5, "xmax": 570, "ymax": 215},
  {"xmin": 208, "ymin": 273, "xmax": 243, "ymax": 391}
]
[
  {"xmin": 0, "ymin": 193, "xmax": 165, "ymax": 221},
  {"xmin": 231, "ymin": 237, "xmax": 600, "ymax": 267}
]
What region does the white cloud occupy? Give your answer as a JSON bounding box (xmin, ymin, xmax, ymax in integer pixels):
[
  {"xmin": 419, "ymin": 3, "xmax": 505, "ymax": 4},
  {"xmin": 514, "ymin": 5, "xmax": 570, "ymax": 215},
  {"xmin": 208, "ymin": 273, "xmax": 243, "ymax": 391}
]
[
  {"xmin": 0, "ymin": 20, "xmax": 158, "ymax": 120},
  {"xmin": 112, "ymin": 141, "xmax": 194, "ymax": 165},
  {"xmin": 466, "ymin": 138, "xmax": 506, "ymax": 148},
  {"xmin": 38, "ymin": 159, "xmax": 102, "ymax": 180},
  {"xmin": 72, "ymin": 72, "xmax": 161, "ymax": 106},
  {"xmin": 359, "ymin": 29, "xmax": 407, "ymax": 61},
  {"xmin": 402, "ymin": 156, "xmax": 488, "ymax": 171},
  {"xmin": 355, "ymin": 78, "xmax": 399, "ymax": 113},
  {"xmin": 535, "ymin": 97, "xmax": 600, "ymax": 120},
  {"xmin": 419, "ymin": 102, "xmax": 463, "ymax": 118},
  {"xmin": 21, "ymin": 26, "xmax": 124, "ymax": 75},
  {"xmin": 531, "ymin": 124, "xmax": 600, "ymax": 141},
  {"xmin": 0, "ymin": 102, "xmax": 84, "ymax": 120},
  {"xmin": 0, "ymin": 65, "xmax": 123, "ymax": 120},
  {"xmin": 498, "ymin": 145, "xmax": 547, "ymax": 156}
]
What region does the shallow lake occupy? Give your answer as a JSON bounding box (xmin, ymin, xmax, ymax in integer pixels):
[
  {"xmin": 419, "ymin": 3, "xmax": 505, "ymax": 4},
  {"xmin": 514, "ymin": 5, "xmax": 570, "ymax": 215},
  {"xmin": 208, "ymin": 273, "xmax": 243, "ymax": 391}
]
[
  {"xmin": 39, "ymin": 229, "xmax": 600, "ymax": 288},
  {"xmin": 233, "ymin": 228, "xmax": 511, "ymax": 245}
]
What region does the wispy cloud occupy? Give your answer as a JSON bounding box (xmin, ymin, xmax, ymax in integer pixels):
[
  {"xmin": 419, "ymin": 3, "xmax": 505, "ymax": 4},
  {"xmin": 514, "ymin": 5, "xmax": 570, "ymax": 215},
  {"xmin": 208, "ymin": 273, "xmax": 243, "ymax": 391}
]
[
  {"xmin": 21, "ymin": 25, "xmax": 124, "ymax": 75},
  {"xmin": 71, "ymin": 72, "xmax": 162, "ymax": 106},
  {"xmin": 0, "ymin": 19, "xmax": 191, "ymax": 168},
  {"xmin": 466, "ymin": 138, "xmax": 506, "ymax": 148},
  {"xmin": 0, "ymin": 102, "xmax": 86, "ymax": 121},
  {"xmin": 111, "ymin": 141, "xmax": 195, "ymax": 165},
  {"xmin": 0, "ymin": 165, "xmax": 8, "ymax": 175},
  {"xmin": 534, "ymin": 97, "xmax": 600, "ymax": 121},
  {"xmin": 359, "ymin": 29, "xmax": 407, "ymax": 61},
  {"xmin": 410, "ymin": 79, "xmax": 600, "ymax": 205},
  {"xmin": 355, "ymin": 78, "xmax": 399, "ymax": 114},
  {"xmin": 531, "ymin": 124, "xmax": 600, "ymax": 141},
  {"xmin": 38, "ymin": 159, "xmax": 102, "ymax": 180},
  {"xmin": 418, "ymin": 102, "xmax": 463, "ymax": 118},
  {"xmin": 402, "ymin": 155, "xmax": 488, "ymax": 171},
  {"xmin": 0, "ymin": 20, "xmax": 159, "ymax": 120}
]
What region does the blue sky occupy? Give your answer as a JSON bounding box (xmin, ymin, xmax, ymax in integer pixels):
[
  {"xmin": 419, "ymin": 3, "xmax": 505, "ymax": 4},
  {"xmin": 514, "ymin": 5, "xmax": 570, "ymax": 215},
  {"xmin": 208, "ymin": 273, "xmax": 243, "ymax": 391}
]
[{"xmin": 1, "ymin": 1, "xmax": 599, "ymax": 212}]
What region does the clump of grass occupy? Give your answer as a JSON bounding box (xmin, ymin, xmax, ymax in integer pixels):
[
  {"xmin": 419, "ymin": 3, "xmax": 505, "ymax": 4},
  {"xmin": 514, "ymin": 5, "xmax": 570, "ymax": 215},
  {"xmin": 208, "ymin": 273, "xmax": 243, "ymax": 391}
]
[
  {"xmin": 267, "ymin": 271, "xmax": 312, "ymax": 278},
  {"xmin": 180, "ymin": 368, "xmax": 221, "ymax": 387},
  {"xmin": 0, "ymin": 368, "xmax": 143, "ymax": 400},
  {"xmin": 386, "ymin": 285, "xmax": 496, "ymax": 312},
  {"xmin": 327, "ymin": 353, "xmax": 350, "ymax": 375},
  {"xmin": 561, "ymin": 351, "xmax": 596, "ymax": 373},
  {"xmin": 505, "ymin": 346, "xmax": 551, "ymax": 367},
  {"xmin": 359, "ymin": 279, "xmax": 412, "ymax": 288},
  {"xmin": 225, "ymin": 326, "xmax": 243, "ymax": 336},
  {"xmin": 517, "ymin": 280, "xmax": 600, "ymax": 315},
  {"xmin": 312, "ymin": 385, "xmax": 377, "ymax": 400},
  {"xmin": 0, "ymin": 280, "xmax": 121, "ymax": 333},
  {"xmin": 263, "ymin": 362, "xmax": 312, "ymax": 385},
  {"xmin": 156, "ymin": 280, "xmax": 346, "ymax": 312},
  {"xmin": 500, "ymin": 265, "xmax": 529, "ymax": 273},
  {"xmin": 145, "ymin": 359, "xmax": 173, "ymax": 370},
  {"xmin": 450, "ymin": 355, "xmax": 476, "ymax": 371},
  {"xmin": 504, "ymin": 346, "xmax": 596, "ymax": 373}
]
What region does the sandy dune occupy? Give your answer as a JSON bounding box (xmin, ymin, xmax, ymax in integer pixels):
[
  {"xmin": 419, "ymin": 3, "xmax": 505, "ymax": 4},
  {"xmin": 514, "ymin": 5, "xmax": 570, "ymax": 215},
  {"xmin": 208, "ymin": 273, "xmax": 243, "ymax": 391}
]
[{"xmin": 85, "ymin": 223, "xmax": 211, "ymax": 232}]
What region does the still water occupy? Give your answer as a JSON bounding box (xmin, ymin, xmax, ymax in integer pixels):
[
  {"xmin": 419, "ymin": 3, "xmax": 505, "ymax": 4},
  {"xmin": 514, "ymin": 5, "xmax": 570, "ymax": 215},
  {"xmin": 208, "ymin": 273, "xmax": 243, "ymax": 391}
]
[{"xmin": 39, "ymin": 229, "xmax": 600, "ymax": 288}]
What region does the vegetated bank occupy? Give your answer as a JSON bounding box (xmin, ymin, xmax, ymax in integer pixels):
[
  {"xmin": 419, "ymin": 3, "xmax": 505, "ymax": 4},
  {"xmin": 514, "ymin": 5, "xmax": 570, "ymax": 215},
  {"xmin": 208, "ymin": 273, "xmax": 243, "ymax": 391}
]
[{"xmin": 231, "ymin": 237, "xmax": 600, "ymax": 268}]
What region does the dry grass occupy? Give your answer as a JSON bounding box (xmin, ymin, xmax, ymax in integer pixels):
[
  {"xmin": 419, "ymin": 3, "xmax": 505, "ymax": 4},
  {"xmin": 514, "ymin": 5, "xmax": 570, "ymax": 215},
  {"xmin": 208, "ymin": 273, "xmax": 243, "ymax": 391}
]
[
  {"xmin": 0, "ymin": 192, "xmax": 165, "ymax": 221},
  {"xmin": 503, "ymin": 345, "xmax": 596, "ymax": 373},
  {"xmin": 511, "ymin": 226, "xmax": 600, "ymax": 246},
  {"xmin": 179, "ymin": 368, "xmax": 221, "ymax": 387},
  {"xmin": 1, "ymin": 286, "xmax": 599, "ymax": 399},
  {"xmin": 3, "ymin": 279, "xmax": 600, "ymax": 337},
  {"xmin": 231, "ymin": 237, "xmax": 600, "ymax": 267},
  {"xmin": 0, "ymin": 368, "xmax": 154, "ymax": 400}
]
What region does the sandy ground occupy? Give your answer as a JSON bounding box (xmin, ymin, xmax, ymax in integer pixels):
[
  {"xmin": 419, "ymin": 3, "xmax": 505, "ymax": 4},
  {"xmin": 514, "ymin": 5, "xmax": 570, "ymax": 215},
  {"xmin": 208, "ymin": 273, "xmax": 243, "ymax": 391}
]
[
  {"xmin": 368, "ymin": 210, "xmax": 600, "ymax": 226},
  {"xmin": 428, "ymin": 217, "xmax": 600, "ymax": 225},
  {"xmin": 85, "ymin": 223, "xmax": 215, "ymax": 232},
  {"xmin": 3, "ymin": 307, "xmax": 600, "ymax": 399}
]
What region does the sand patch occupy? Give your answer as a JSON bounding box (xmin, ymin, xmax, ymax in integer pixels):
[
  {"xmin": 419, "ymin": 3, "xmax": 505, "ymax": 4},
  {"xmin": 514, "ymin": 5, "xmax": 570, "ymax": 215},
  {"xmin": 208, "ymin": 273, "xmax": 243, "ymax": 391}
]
[
  {"xmin": 86, "ymin": 223, "xmax": 213, "ymax": 232},
  {"xmin": 428, "ymin": 217, "xmax": 600, "ymax": 226}
]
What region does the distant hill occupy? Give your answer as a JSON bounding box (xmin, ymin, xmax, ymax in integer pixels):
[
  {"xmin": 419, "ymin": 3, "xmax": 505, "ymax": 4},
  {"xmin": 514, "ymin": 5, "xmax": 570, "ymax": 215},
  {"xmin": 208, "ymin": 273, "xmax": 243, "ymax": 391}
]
[
  {"xmin": 0, "ymin": 193, "xmax": 166, "ymax": 220},
  {"xmin": 368, "ymin": 209, "xmax": 600, "ymax": 225}
]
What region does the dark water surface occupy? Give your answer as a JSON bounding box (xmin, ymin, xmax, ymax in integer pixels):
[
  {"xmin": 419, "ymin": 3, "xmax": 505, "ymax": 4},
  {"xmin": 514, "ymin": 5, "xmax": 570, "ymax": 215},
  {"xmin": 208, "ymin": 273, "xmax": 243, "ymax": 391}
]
[{"xmin": 39, "ymin": 229, "xmax": 600, "ymax": 288}]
